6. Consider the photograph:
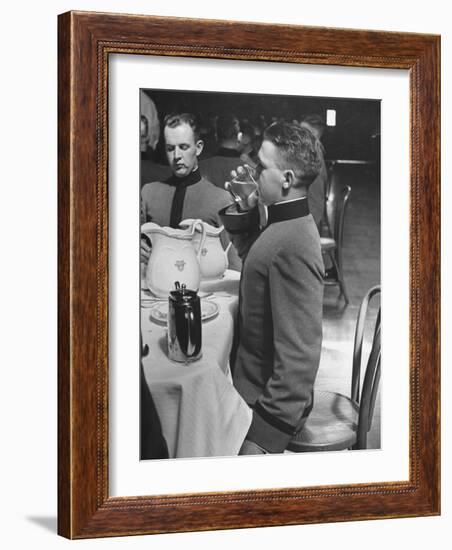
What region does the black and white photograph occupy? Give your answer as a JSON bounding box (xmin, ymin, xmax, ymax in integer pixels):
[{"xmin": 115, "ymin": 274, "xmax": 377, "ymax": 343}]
[
  {"xmin": 2, "ymin": 0, "xmax": 446, "ymax": 545},
  {"xmin": 139, "ymin": 88, "xmax": 381, "ymax": 460}
]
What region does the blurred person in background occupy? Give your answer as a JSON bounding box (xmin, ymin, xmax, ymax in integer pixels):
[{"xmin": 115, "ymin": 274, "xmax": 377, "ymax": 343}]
[
  {"xmin": 199, "ymin": 114, "xmax": 244, "ymax": 189},
  {"xmin": 300, "ymin": 113, "xmax": 329, "ymax": 229},
  {"xmin": 238, "ymin": 121, "xmax": 260, "ymax": 169},
  {"xmin": 140, "ymin": 91, "xmax": 170, "ymax": 186}
]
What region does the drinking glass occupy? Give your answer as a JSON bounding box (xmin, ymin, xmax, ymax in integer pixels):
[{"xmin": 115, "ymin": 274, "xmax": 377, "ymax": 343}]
[{"xmin": 227, "ymin": 164, "xmax": 258, "ymax": 211}]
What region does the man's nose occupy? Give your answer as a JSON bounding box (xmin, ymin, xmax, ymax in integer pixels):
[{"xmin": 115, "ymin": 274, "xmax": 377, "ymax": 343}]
[{"xmin": 173, "ymin": 146, "xmax": 182, "ymax": 159}]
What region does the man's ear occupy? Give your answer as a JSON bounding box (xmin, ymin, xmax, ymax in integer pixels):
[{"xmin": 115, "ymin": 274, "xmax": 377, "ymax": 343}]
[
  {"xmin": 195, "ymin": 139, "xmax": 204, "ymax": 157},
  {"xmin": 282, "ymin": 170, "xmax": 295, "ymax": 190}
]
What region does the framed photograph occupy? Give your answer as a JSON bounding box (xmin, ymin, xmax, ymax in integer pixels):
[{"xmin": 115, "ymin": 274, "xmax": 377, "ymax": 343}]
[{"xmin": 58, "ymin": 11, "xmax": 440, "ymax": 538}]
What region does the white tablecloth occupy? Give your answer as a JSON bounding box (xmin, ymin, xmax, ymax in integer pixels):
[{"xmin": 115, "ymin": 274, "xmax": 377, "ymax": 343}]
[{"xmin": 141, "ymin": 270, "xmax": 252, "ymax": 458}]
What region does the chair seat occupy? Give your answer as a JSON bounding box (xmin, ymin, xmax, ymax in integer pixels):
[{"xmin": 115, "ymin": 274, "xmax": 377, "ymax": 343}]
[
  {"xmin": 287, "ymin": 390, "xmax": 359, "ymax": 452},
  {"xmin": 320, "ymin": 237, "xmax": 336, "ymax": 250}
]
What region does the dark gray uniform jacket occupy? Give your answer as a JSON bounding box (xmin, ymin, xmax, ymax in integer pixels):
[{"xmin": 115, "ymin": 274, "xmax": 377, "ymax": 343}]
[{"xmin": 230, "ymin": 198, "xmax": 324, "ymax": 452}]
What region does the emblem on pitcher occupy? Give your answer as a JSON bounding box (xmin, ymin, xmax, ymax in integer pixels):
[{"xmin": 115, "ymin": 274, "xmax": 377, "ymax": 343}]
[{"xmin": 175, "ymin": 259, "xmax": 186, "ymax": 272}]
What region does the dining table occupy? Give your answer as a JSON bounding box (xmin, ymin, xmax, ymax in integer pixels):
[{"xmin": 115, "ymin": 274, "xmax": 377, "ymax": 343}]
[{"xmin": 140, "ymin": 269, "xmax": 252, "ymax": 459}]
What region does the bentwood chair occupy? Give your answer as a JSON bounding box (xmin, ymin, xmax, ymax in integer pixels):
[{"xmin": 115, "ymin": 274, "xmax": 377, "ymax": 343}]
[
  {"xmin": 321, "ymin": 166, "xmax": 352, "ymax": 304},
  {"xmin": 287, "ymin": 285, "xmax": 381, "ymax": 452}
]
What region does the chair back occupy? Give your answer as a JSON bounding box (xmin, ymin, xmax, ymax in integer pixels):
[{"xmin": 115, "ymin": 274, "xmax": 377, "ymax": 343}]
[
  {"xmin": 351, "ymin": 285, "xmax": 381, "ymax": 449},
  {"xmin": 325, "ymin": 168, "xmax": 351, "ymax": 240},
  {"xmin": 324, "ymin": 177, "xmax": 351, "ymax": 281}
]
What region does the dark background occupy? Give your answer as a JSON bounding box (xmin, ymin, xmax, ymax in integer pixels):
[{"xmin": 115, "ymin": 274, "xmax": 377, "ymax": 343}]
[{"xmin": 142, "ymin": 88, "xmax": 381, "ymax": 164}]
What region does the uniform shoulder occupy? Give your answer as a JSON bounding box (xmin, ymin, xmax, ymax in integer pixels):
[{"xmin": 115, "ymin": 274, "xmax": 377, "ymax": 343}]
[
  {"xmin": 265, "ymin": 216, "xmax": 320, "ymax": 254},
  {"xmin": 141, "ymin": 181, "xmax": 169, "ymax": 196},
  {"xmin": 141, "ymin": 180, "xmax": 167, "ymax": 191},
  {"xmin": 199, "ymin": 176, "xmax": 231, "ymax": 202}
]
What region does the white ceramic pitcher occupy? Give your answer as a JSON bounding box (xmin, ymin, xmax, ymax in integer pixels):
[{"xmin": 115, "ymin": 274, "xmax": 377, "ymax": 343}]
[
  {"xmin": 179, "ymin": 219, "xmax": 231, "ymax": 280},
  {"xmin": 141, "ymin": 221, "xmax": 206, "ymax": 298}
]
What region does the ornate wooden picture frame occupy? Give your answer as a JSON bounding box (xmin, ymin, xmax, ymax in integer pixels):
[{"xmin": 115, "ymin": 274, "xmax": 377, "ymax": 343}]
[{"xmin": 58, "ymin": 11, "xmax": 440, "ymax": 539}]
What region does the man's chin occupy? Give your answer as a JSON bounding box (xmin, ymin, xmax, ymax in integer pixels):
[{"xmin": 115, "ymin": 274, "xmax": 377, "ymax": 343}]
[{"xmin": 173, "ymin": 168, "xmax": 189, "ymax": 177}]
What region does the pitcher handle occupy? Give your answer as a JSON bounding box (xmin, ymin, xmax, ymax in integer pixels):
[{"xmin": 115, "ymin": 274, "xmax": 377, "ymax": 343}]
[
  {"xmin": 185, "ymin": 307, "xmax": 196, "ymax": 358},
  {"xmin": 140, "ymin": 232, "xmax": 152, "ymax": 248},
  {"xmin": 193, "ymin": 219, "xmax": 207, "ymax": 260}
]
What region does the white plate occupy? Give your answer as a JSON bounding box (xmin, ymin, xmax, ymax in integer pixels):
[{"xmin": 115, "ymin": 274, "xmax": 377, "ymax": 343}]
[{"xmin": 149, "ymin": 300, "xmax": 220, "ymax": 325}]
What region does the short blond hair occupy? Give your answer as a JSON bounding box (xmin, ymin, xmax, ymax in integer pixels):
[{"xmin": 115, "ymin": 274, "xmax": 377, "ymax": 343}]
[{"xmin": 263, "ymin": 122, "xmax": 322, "ymax": 187}]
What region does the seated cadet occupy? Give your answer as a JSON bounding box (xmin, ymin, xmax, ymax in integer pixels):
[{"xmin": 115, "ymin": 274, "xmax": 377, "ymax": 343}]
[
  {"xmin": 140, "ymin": 112, "xmax": 240, "ymax": 270},
  {"xmin": 220, "ymin": 122, "xmax": 325, "ymax": 455}
]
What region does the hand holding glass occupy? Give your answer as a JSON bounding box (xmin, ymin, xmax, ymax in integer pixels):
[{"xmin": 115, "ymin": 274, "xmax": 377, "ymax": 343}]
[{"xmin": 225, "ymin": 165, "xmax": 258, "ymax": 211}]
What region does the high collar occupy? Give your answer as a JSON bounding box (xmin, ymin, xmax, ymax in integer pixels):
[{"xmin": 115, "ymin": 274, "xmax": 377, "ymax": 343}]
[
  {"xmin": 166, "ymin": 168, "xmax": 201, "ymax": 187},
  {"xmin": 217, "ymin": 147, "xmax": 241, "ymax": 158},
  {"xmin": 267, "ymin": 197, "xmax": 310, "ymax": 226}
]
